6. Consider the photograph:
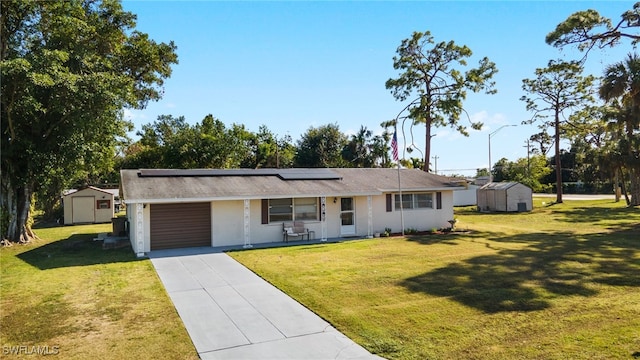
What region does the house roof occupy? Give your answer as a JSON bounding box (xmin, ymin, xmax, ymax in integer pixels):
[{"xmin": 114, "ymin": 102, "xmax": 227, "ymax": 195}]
[
  {"xmin": 479, "ymin": 182, "xmax": 531, "ymax": 191},
  {"xmin": 62, "ymin": 186, "xmax": 115, "ymax": 197},
  {"xmin": 120, "ymin": 168, "xmax": 464, "ymax": 203}
]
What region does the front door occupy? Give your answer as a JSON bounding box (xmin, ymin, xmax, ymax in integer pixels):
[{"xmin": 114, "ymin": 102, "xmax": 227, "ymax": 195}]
[{"xmin": 340, "ymin": 197, "xmax": 356, "ymax": 236}]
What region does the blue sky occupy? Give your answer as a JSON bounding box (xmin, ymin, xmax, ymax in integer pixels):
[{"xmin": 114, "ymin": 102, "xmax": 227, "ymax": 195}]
[{"xmin": 121, "ymin": 1, "xmax": 631, "ymax": 176}]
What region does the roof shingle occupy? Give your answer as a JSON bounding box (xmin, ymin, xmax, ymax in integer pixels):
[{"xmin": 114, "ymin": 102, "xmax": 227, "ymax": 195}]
[{"xmin": 121, "ymin": 168, "xmax": 463, "ymax": 202}]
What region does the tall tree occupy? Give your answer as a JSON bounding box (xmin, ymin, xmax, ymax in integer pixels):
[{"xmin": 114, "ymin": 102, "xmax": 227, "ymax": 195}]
[
  {"xmin": 564, "ymin": 104, "xmax": 619, "ymax": 193},
  {"xmin": 520, "ymin": 60, "xmax": 596, "ymax": 203},
  {"xmin": 370, "ymin": 131, "xmax": 393, "ymax": 168},
  {"xmin": 248, "ymin": 125, "xmax": 294, "ymax": 169},
  {"xmin": 127, "ymin": 114, "xmax": 258, "ymax": 169},
  {"xmin": 490, "ymin": 156, "xmax": 552, "ymax": 193},
  {"xmin": 547, "ymin": 3, "xmax": 640, "ymax": 205},
  {"xmin": 598, "ymin": 54, "xmax": 640, "ymax": 206},
  {"xmin": 294, "ymin": 123, "xmax": 348, "ymax": 168},
  {"xmin": 342, "ymin": 126, "xmax": 375, "ymax": 168},
  {"xmin": 546, "ymin": 3, "xmax": 640, "ymax": 54},
  {"xmin": 385, "ymin": 30, "xmax": 498, "ymax": 172},
  {"xmin": 528, "ymin": 131, "xmax": 553, "ymax": 155},
  {"xmin": 1, "ymin": 0, "xmax": 178, "ymax": 242}
]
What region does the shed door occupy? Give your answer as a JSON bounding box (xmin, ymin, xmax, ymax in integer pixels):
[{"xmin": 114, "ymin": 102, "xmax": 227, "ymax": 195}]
[
  {"xmin": 72, "ymin": 196, "xmax": 95, "ymax": 223},
  {"xmin": 150, "ymin": 203, "xmax": 211, "ymax": 250}
]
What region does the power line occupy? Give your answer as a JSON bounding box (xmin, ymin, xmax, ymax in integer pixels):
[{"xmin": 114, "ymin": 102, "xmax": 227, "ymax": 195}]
[{"xmin": 439, "ymin": 168, "xmax": 481, "ymax": 171}]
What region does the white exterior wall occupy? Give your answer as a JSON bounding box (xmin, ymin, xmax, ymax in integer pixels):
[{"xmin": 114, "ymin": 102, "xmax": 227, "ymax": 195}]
[
  {"xmin": 453, "ymin": 185, "xmax": 478, "ymax": 206},
  {"xmin": 371, "ymin": 194, "xmax": 395, "ymax": 234},
  {"xmin": 127, "ymin": 191, "xmax": 457, "ymax": 255},
  {"xmin": 126, "ymin": 202, "xmax": 150, "ymax": 256},
  {"xmin": 396, "ymin": 192, "xmax": 454, "ymax": 232},
  {"xmin": 506, "ymin": 185, "xmax": 533, "ymax": 212},
  {"xmin": 213, "ymin": 200, "xmax": 251, "ymax": 246},
  {"xmin": 496, "ymin": 190, "xmax": 508, "ymax": 212},
  {"xmin": 126, "ymin": 203, "xmax": 135, "ymax": 253},
  {"xmin": 354, "ymin": 196, "xmax": 370, "ymax": 236},
  {"xmin": 371, "ymin": 192, "xmax": 454, "ymax": 234}
]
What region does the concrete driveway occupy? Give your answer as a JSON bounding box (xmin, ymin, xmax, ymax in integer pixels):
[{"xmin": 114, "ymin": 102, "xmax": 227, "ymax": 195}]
[{"xmin": 149, "ymin": 248, "xmax": 382, "ymax": 359}]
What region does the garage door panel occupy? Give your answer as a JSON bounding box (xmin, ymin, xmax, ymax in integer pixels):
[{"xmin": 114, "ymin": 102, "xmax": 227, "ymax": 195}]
[{"xmin": 150, "ymin": 203, "xmax": 211, "ymax": 250}]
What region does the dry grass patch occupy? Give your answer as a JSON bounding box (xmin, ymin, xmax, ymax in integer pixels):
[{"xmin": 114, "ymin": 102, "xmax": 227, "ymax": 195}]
[{"xmin": 230, "ymin": 199, "xmax": 640, "ymax": 359}]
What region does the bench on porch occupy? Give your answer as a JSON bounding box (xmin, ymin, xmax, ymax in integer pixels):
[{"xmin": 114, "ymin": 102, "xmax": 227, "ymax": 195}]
[{"xmin": 283, "ymin": 221, "xmax": 310, "ymax": 242}]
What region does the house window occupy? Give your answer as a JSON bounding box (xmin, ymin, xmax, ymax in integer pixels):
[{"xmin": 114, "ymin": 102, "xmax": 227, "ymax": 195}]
[
  {"xmin": 394, "ymin": 193, "xmax": 433, "ymax": 210},
  {"xmin": 96, "ymin": 200, "xmax": 111, "ymax": 209},
  {"xmin": 268, "ymin": 198, "xmax": 318, "ymax": 223},
  {"xmin": 269, "ymin": 198, "xmax": 292, "ymax": 222},
  {"xmin": 294, "ymin": 197, "xmax": 318, "ymax": 220}
]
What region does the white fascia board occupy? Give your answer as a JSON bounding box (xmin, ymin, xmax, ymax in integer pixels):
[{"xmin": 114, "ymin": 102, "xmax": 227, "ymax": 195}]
[
  {"xmin": 321, "ymin": 191, "xmax": 381, "ymax": 197},
  {"xmin": 123, "ymin": 197, "xmax": 253, "ymax": 204},
  {"xmin": 378, "ymin": 187, "xmax": 461, "ymax": 193}
]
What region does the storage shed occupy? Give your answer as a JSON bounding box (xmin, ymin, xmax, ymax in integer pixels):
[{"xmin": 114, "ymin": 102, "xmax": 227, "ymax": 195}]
[
  {"xmin": 477, "ymin": 182, "xmax": 532, "ymax": 212},
  {"xmin": 63, "ymin": 186, "xmax": 115, "ymax": 224}
]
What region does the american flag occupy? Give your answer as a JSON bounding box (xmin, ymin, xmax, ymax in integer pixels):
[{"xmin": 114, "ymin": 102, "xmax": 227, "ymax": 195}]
[{"xmin": 391, "ymin": 130, "xmax": 399, "ymax": 162}]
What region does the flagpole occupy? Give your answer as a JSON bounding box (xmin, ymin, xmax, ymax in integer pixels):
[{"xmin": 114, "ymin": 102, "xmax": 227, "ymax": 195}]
[{"xmin": 392, "ymin": 128, "xmax": 405, "ymax": 236}]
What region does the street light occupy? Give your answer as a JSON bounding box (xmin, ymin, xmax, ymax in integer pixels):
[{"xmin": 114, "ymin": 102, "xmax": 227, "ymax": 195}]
[{"xmin": 488, "ymin": 125, "xmax": 517, "ymax": 183}]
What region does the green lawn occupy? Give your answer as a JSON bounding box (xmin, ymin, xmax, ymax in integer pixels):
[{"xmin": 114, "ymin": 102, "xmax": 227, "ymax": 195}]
[
  {"xmin": 0, "ymin": 223, "xmax": 197, "ymax": 359},
  {"xmin": 1, "ymin": 200, "xmax": 638, "ymax": 359},
  {"xmin": 229, "ymin": 199, "xmax": 640, "ymax": 359}
]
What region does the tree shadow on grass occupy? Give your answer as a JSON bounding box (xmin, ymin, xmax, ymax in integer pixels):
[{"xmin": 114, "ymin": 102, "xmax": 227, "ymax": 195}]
[
  {"xmin": 550, "ymin": 204, "xmax": 638, "ymax": 224},
  {"xmin": 18, "ymin": 233, "xmax": 139, "ymax": 270},
  {"xmin": 405, "ymin": 234, "xmax": 462, "ymax": 246},
  {"xmin": 400, "ymin": 228, "xmax": 640, "ymax": 313}
]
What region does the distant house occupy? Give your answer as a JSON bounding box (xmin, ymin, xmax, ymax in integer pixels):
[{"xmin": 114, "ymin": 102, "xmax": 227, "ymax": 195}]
[
  {"xmin": 62, "ymin": 186, "xmax": 115, "ymax": 224},
  {"xmin": 451, "ymin": 179, "xmax": 480, "ymax": 207},
  {"xmin": 101, "ymin": 188, "xmax": 122, "ymax": 211},
  {"xmin": 120, "ymin": 168, "xmax": 465, "ymax": 257},
  {"xmin": 477, "ymin": 182, "xmax": 532, "ymax": 212}
]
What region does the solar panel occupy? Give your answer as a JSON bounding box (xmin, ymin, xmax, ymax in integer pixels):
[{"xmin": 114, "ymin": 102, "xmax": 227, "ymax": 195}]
[
  {"xmin": 137, "ymin": 168, "xmax": 342, "ymax": 180},
  {"xmin": 276, "ymin": 169, "xmax": 341, "ymax": 180}
]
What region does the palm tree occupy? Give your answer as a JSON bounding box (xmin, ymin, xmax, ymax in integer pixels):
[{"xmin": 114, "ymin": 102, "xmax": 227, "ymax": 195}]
[
  {"xmin": 343, "ymin": 126, "xmax": 374, "ymax": 168},
  {"xmin": 599, "ymin": 53, "xmax": 640, "ymax": 206}
]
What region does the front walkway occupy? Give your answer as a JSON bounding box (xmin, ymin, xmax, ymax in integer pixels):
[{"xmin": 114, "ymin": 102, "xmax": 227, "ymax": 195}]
[{"xmin": 149, "ymin": 244, "xmax": 382, "ymax": 359}]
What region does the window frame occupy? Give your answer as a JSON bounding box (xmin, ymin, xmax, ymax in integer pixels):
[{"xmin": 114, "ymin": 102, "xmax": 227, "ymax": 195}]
[
  {"xmin": 268, "ymin": 197, "xmax": 318, "ymax": 223},
  {"xmin": 268, "ymin": 198, "xmax": 293, "ymax": 223},
  {"xmin": 96, "ymin": 199, "xmax": 111, "ymax": 209},
  {"xmin": 394, "ymin": 193, "xmax": 434, "ymax": 210}
]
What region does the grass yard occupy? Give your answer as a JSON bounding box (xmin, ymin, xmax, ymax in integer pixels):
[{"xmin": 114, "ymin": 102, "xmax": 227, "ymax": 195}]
[
  {"xmin": 0, "ymin": 222, "xmax": 197, "ymax": 359},
  {"xmin": 229, "ymin": 199, "xmax": 640, "ymax": 359}
]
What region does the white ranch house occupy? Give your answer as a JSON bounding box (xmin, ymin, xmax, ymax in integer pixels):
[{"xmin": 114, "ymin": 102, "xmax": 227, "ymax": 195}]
[{"xmin": 120, "ymin": 168, "xmax": 464, "ymax": 257}]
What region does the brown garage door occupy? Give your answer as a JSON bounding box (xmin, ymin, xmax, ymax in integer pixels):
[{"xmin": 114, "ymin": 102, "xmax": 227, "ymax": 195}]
[{"xmin": 150, "ymin": 202, "xmax": 211, "ymax": 250}]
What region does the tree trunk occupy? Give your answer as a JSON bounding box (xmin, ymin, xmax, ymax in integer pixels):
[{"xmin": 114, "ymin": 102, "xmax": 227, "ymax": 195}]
[
  {"xmin": 618, "ymin": 166, "xmax": 631, "ymax": 206},
  {"xmin": 614, "ymin": 168, "xmax": 620, "ymax": 202},
  {"xmin": 629, "ymin": 167, "xmax": 640, "ymax": 207},
  {"xmin": 1, "ymin": 172, "xmax": 35, "ymax": 243},
  {"xmin": 424, "ymin": 122, "xmax": 431, "ymax": 172},
  {"xmin": 626, "ymin": 123, "xmax": 640, "ymax": 207},
  {"xmin": 554, "ymin": 110, "xmax": 563, "ymax": 203}
]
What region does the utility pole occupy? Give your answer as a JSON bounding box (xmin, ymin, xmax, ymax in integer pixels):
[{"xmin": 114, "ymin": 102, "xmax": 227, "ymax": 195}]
[
  {"xmin": 275, "ymin": 136, "xmax": 280, "ymax": 168},
  {"xmin": 488, "ymin": 125, "xmax": 517, "ymax": 183},
  {"xmin": 432, "ymin": 155, "xmax": 439, "ymax": 174},
  {"xmin": 523, "ymin": 139, "xmax": 530, "ymax": 176}
]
